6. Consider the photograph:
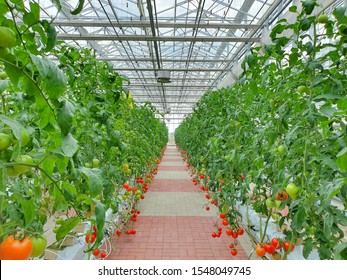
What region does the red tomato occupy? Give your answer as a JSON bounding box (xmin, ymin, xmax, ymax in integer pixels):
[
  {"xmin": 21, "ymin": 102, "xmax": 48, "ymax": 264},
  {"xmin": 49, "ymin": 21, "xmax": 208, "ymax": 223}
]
[
  {"xmin": 237, "ymin": 228, "xmax": 244, "ymax": 236},
  {"xmin": 230, "ymin": 249, "xmax": 238, "ymax": 256},
  {"xmin": 283, "ymin": 241, "xmax": 295, "ymax": 252},
  {"xmin": 263, "ymin": 243, "xmax": 276, "ymax": 254},
  {"xmin": 92, "ymin": 248, "xmax": 100, "ymax": 256},
  {"xmin": 255, "ymin": 246, "xmax": 266, "ymax": 257},
  {"xmin": 231, "ymin": 232, "xmax": 239, "ymax": 239},
  {"xmin": 85, "ymin": 233, "xmax": 96, "ymax": 244},
  {"xmin": 222, "ymin": 219, "xmax": 229, "ymax": 226},
  {"xmin": 0, "ymin": 236, "xmax": 33, "ymax": 260},
  {"xmin": 219, "ymin": 213, "xmax": 226, "ymax": 219},
  {"xmin": 226, "ymin": 229, "xmax": 233, "ymax": 236},
  {"xmin": 271, "ymin": 238, "xmax": 281, "ymax": 249}
]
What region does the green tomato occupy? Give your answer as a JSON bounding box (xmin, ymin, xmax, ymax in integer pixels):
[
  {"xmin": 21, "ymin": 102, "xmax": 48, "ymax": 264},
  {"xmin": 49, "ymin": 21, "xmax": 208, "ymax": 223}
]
[
  {"xmin": 0, "ymin": 47, "xmax": 9, "ymax": 59},
  {"xmin": 135, "ymin": 190, "xmax": 142, "ymax": 196},
  {"xmin": 265, "ymin": 198, "xmax": 276, "ymax": 208},
  {"xmin": 277, "ymin": 145, "xmax": 285, "ymax": 154},
  {"xmin": 14, "ymin": 155, "xmax": 34, "ymax": 174},
  {"xmin": 0, "ymin": 132, "xmax": 11, "ymax": 150},
  {"xmin": 317, "ymin": 14, "xmax": 329, "ymax": 24},
  {"xmin": 55, "ymin": 217, "xmax": 64, "ymax": 225},
  {"xmin": 30, "ymin": 235, "xmax": 47, "ymax": 257},
  {"xmin": 0, "ymin": 26, "xmax": 16, "ymax": 48},
  {"xmin": 136, "ymin": 194, "xmax": 141, "ymax": 199},
  {"xmin": 6, "ymin": 166, "xmax": 20, "ymax": 177},
  {"xmin": 286, "ymin": 182, "xmax": 300, "ymax": 199},
  {"xmin": 92, "ymin": 158, "xmax": 100, "ymax": 168},
  {"xmin": 297, "ymin": 85, "xmax": 308, "ymax": 94},
  {"xmin": 0, "ymin": 71, "xmax": 7, "ymax": 80},
  {"xmin": 11, "ymin": 129, "xmax": 30, "ymax": 146}
]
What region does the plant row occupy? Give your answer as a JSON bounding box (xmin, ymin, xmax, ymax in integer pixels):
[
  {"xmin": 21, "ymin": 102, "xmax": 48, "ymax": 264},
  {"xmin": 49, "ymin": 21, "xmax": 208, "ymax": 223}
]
[
  {"xmin": 175, "ymin": 0, "xmax": 347, "ymax": 260},
  {"xmin": 0, "ymin": 0, "xmax": 167, "ymax": 260}
]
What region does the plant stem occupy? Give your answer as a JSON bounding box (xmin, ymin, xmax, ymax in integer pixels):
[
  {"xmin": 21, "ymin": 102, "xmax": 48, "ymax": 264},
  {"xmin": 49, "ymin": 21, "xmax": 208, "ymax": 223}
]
[{"xmin": 0, "ymin": 166, "xmax": 5, "ymax": 238}]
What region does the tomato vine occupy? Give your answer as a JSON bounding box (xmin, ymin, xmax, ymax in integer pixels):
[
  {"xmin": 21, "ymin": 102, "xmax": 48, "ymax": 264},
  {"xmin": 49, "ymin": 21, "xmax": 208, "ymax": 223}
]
[
  {"xmin": 0, "ymin": 0, "xmax": 167, "ymax": 259},
  {"xmin": 175, "ymin": 0, "xmax": 347, "ymax": 260}
]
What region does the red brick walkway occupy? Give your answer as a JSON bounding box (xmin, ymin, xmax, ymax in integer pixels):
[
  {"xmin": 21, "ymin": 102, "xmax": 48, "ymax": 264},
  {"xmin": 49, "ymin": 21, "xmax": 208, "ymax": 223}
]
[{"xmin": 107, "ymin": 145, "xmax": 249, "ymax": 260}]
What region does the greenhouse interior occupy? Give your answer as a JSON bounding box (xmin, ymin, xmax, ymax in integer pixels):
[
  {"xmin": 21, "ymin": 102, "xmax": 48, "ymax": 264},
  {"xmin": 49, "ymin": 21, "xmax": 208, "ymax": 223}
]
[{"xmin": 0, "ymin": 0, "xmax": 347, "ymax": 261}]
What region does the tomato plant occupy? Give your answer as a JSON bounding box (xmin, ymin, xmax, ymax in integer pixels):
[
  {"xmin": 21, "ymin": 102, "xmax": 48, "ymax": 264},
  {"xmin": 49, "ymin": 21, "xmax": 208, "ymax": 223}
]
[
  {"xmin": 175, "ymin": 0, "xmax": 347, "ymax": 260},
  {"xmin": 0, "ymin": 0, "xmax": 168, "ymax": 259}
]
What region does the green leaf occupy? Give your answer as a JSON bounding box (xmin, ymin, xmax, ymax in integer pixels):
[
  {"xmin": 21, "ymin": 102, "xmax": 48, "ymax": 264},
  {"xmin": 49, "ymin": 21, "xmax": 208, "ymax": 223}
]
[
  {"xmin": 23, "ymin": 12, "xmax": 38, "ymax": 26},
  {"xmin": 94, "ymin": 200, "xmax": 105, "ymax": 247},
  {"xmin": 270, "ymin": 24, "xmax": 286, "ymax": 40},
  {"xmin": 57, "ymin": 100, "xmax": 75, "ymax": 135},
  {"xmin": 61, "ymin": 133, "xmax": 79, "ymax": 157},
  {"xmin": 301, "ymin": 18, "xmax": 312, "ymax": 31},
  {"xmin": 79, "ymin": 167, "xmax": 103, "ymax": 197},
  {"xmin": 4, "ymin": 63, "xmax": 22, "ymax": 87},
  {"xmin": 70, "ymin": 0, "xmax": 85, "ymax": 15},
  {"xmin": 21, "ymin": 199, "xmax": 35, "ymax": 226},
  {"xmin": 334, "ymin": 243, "xmax": 347, "ymax": 260},
  {"xmin": 41, "ymin": 20, "xmax": 57, "ymax": 52},
  {"xmin": 29, "ymin": 2, "xmax": 40, "ymax": 20},
  {"xmin": 55, "ymin": 156, "xmax": 69, "ymax": 173},
  {"xmin": 0, "ymin": 2, "xmax": 9, "ymax": 15},
  {"xmin": 53, "ymin": 185, "xmax": 68, "ymax": 212},
  {"xmin": 289, "ymin": 6, "xmax": 297, "ymax": 13},
  {"xmin": 323, "ymin": 212, "xmax": 333, "ymax": 239},
  {"xmin": 332, "ymin": 7, "xmax": 347, "ymax": 21},
  {"xmin": 313, "ymin": 94, "xmax": 341, "ymax": 101},
  {"xmin": 51, "ymin": 0, "xmax": 62, "ymax": 12},
  {"xmin": 319, "ymin": 104, "xmax": 337, "ymax": 117},
  {"xmin": 56, "ymin": 217, "xmax": 81, "ymax": 241},
  {"xmin": 0, "ymin": 80, "xmax": 9, "ymax": 94},
  {"xmin": 30, "ymin": 55, "xmax": 67, "ymax": 100},
  {"xmin": 302, "ymin": 0, "xmax": 317, "ymax": 15},
  {"xmin": 40, "ymin": 156, "xmax": 56, "ymax": 177},
  {"xmin": 303, "ymin": 237, "xmax": 313, "ymax": 259},
  {"xmin": 293, "ymin": 207, "xmax": 306, "ymax": 230},
  {"xmin": 336, "ymin": 147, "xmax": 347, "ymax": 172},
  {"xmin": 0, "ymin": 115, "xmax": 23, "ymax": 146}
]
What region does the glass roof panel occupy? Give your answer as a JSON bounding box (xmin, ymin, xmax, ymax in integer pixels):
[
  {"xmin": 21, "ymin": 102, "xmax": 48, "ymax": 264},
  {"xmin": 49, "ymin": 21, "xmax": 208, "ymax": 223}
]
[{"xmin": 34, "ymin": 0, "xmax": 334, "ymax": 130}]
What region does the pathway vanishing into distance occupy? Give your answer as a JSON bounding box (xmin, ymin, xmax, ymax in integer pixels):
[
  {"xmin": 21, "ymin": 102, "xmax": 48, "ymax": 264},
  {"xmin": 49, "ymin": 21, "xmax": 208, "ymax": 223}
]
[{"xmin": 107, "ymin": 144, "xmax": 254, "ymax": 260}]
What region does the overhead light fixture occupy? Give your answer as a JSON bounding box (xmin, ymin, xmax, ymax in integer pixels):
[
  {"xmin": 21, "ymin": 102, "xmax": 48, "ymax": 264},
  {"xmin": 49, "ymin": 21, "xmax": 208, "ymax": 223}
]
[{"xmin": 157, "ymin": 70, "xmax": 171, "ymax": 83}]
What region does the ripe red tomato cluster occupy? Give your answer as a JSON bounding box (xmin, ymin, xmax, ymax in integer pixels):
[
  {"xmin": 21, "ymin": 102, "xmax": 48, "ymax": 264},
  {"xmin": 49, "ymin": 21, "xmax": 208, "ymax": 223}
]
[
  {"xmin": 255, "ymin": 238, "xmax": 295, "ymax": 259},
  {"xmin": 126, "ymin": 229, "xmax": 136, "ymax": 235},
  {"xmin": 211, "ymin": 227, "xmax": 223, "ymax": 238},
  {"xmin": 92, "ymin": 248, "xmax": 107, "ymax": 259}
]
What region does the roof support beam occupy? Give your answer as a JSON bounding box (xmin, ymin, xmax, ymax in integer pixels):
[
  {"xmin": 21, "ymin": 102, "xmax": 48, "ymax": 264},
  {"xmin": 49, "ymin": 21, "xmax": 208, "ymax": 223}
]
[
  {"xmin": 129, "ymin": 84, "xmax": 209, "ymax": 87},
  {"xmin": 99, "ymin": 57, "xmax": 229, "ymax": 63},
  {"xmin": 52, "ymin": 20, "xmax": 262, "ymax": 29},
  {"xmin": 115, "ymin": 67, "xmax": 230, "ymax": 72},
  {"xmin": 56, "ymin": 34, "xmax": 260, "ymax": 42}
]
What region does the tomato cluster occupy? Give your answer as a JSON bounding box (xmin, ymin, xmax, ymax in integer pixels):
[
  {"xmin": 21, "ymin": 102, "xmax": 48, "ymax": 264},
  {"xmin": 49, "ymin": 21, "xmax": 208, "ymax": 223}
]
[
  {"xmin": 255, "ymin": 238, "xmax": 295, "ymax": 260},
  {"xmin": 0, "ymin": 233, "xmax": 47, "ymax": 260}
]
